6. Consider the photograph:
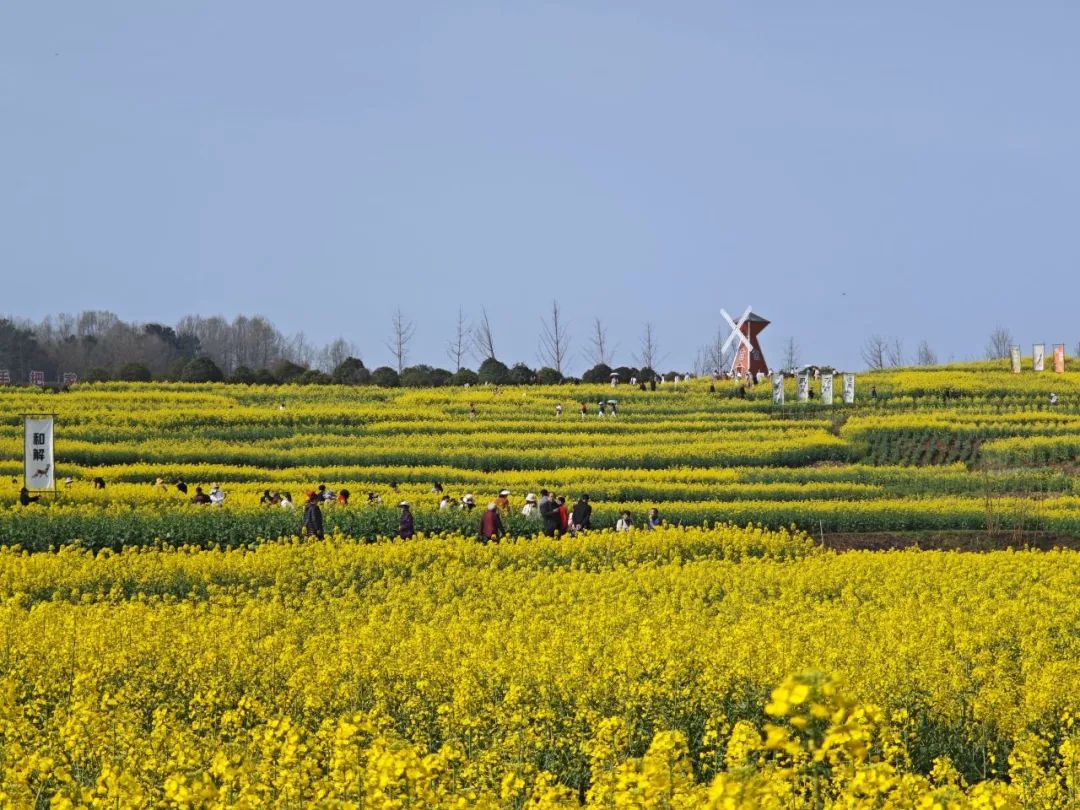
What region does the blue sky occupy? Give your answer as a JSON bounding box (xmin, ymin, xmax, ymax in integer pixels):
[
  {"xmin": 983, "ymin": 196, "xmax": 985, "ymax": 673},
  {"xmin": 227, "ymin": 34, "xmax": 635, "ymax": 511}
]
[{"xmin": 2, "ymin": 3, "xmax": 1077, "ymax": 373}]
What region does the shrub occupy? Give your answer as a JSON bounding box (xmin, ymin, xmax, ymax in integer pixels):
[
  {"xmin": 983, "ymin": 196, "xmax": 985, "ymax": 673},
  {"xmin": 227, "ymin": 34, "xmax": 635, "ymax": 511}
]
[
  {"xmin": 180, "ymin": 357, "xmax": 224, "ymax": 383},
  {"xmin": 118, "ymin": 363, "xmax": 153, "ymax": 382},
  {"xmin": 582, "ymin": 363, "xmax": 613, "ymax": 384},
  {"xmin": 331, "ymin": 357, "xmax": 370, "ymax": 386},
  {"xmin": 509, "ymin": 363, "xmax": 536, "ymax": 385},
  {"xmin": 478, "ymin": 358, "xmax": 511, "ymax": 385},
  {"xmin": 370, "ymin": 366, "xmax": 401, "ymax": 387},
  {"xmin": 451, "ymin": 368, "xmax": 479, "ymax": 386},
  {"xmin": 536, "ymin": 367, "xmax": 563, "ymax": 385}
]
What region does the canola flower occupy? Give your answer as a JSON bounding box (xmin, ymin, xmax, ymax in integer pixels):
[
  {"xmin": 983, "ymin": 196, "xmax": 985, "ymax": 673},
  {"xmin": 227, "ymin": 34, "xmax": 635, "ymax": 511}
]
[{"xmin": 0, "ymin": 526, "xmax": 1075, "ymax": 807}]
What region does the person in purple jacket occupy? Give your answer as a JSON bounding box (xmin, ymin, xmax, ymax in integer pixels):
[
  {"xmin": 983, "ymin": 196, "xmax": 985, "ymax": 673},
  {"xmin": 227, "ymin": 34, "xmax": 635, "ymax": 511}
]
[{"xmin": 398, "ymin": 501, "xmax": 415, "ymax": 539}]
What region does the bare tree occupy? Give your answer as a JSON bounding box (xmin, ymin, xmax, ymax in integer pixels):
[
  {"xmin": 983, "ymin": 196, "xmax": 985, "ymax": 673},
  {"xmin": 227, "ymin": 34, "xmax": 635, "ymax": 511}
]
[
  {"xmin": 385, "ymin": 309, "xmax": 416, "ymax": 374},
  {"xmin": 985, "ymin": 326, "xmax": 1013, "ymax": 360},
  {"xmin": 317, "ymin": 337, "xmax": 357, "ymax": 372},
  {"xmin": 886, "ymin": 337, "xmax": 905, "ymax": 368},
  {"xmin": 234, "ymin": 315, "xmax": 285, "ymax": 371},
  {"xmin": 916, "ymin": 340, "xmax": 937, "ymax": 366},
  {"xmin": 781, "ymin": 337, "xmax": 800, "ymax": 373},
  {"xmin": 538, "ymin": 300, "xmax": 572, "ymax": 375},
  {"xmin": 636, "ymin": 322, "xmax": 659, "ymax": 372},
  {"xmin": 286, "ymin": 331, "xmax": 315, "ymax": 368},
  {"xmin": 586, "ymin": 317, "xmax": 612, "ymax": 367},
  {"xmin": 446, "ymin": 307, "xmax": 470, "ymax": 371},
  {"xmin": 692, "ymin": 346, "xmax": 707, "ymax": 377},
  {"xmin": 177, "ymin": 315, "xmax": 234, "ymax": 371},
  {"xmin": 703, "ymin": 325, "xmax": 734, "ymax": 375},
  {"xmin": 472, "ymin": 307, "xmax": 497, "ymax": 362},
  {"xmin": 862, "ymin": 335, "xmax": 888, "ymax": 371}
]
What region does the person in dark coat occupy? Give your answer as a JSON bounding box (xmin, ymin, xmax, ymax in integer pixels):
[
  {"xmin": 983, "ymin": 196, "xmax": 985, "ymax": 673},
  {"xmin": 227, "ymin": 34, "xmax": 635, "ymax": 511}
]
[
  {"xmin": 18, "ymin": 487, "xmax": 39, "ymax": 506},
  {"xmin": 302, "ymin": 491, "xmax": 324, "ymax": 539},
  {"xmin": 398, "ymin": 501, "xmax": 415, "ymax": 539},
  {"xmin": 176, "ymin": 479, "xmax": 188, "ymax": 494},
  {"xmin": 539, "ymin": 489, "xmax": 561, "ymax": 537},
  {"xmin": 479, "ymin": 502, "xmax": 504, "ymax": 542},
  {"xmin": 191, "ymin": 487, "xmax": 211, "ymax": 505},
  {"xmin": 571, "ymin": 495, "xmax": 592, "ymax": 531}
]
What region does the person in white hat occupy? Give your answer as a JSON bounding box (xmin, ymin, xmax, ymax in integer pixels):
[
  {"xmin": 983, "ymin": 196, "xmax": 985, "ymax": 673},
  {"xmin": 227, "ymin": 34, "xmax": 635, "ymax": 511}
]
[
  {"xmin": 496, "ymin": 489, "xmax": 511, "ymax": 512},
  {"xmin": 460, "ymin": 494, "xmax": 476, "ymax": 512},
  {"xmin": 521, "ymin": 493, "xmax": 538, "ymax": 517}
]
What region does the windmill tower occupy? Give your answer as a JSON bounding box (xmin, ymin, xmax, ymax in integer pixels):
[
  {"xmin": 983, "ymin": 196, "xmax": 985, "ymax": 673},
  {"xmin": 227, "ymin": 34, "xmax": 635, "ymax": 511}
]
[{"xmin": 721, "ymin": 307, "xmax": 770, "ymax": 377}]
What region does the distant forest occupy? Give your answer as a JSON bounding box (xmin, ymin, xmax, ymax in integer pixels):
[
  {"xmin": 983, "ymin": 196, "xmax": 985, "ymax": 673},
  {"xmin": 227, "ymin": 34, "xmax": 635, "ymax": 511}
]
[
  {"xmin": 0, "ymin": 311, "xmax": 655, "ymax": 387},
  {"xmin": 3, "ymin": 310, "xmax": 1033, "ymax": 388}
]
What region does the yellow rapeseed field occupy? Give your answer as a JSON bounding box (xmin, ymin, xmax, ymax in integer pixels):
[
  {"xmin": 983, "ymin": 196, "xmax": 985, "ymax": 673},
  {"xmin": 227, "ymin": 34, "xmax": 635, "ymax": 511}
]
[
  {"xmin": 0, "ymin": 527, "xmax": 1075, "ymax": 808},
  {"xmin": 1, "ymin": 366, "xmax": 1079, "ymax": 807}
]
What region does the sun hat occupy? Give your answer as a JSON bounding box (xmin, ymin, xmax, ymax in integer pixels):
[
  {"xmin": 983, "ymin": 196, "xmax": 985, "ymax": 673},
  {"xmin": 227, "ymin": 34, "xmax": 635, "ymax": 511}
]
[
  {"xmin": 487, "ymin": 502, "xmax": 497, "ymax": 510},
  {"xmin": 398, "ymin": 500, "xmax": 410, "ymax": 508},
  {"xmin": 525, "ymin": 493, "xmax": 537, "ymax": 503},
  {"xmin": 499, "ymin": 489, "xmax": 510, "ymax": 496},
  {"xmin": 463, "ymin": 494, "xmax": 475, "ymax": 504}
]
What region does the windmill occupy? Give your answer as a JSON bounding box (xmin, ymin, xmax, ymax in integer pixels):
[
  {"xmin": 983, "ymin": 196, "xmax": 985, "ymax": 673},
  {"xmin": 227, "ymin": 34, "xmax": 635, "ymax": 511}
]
[{"xmin": 721, "ymin": 306, "xmax": 770, "ymax": 378}]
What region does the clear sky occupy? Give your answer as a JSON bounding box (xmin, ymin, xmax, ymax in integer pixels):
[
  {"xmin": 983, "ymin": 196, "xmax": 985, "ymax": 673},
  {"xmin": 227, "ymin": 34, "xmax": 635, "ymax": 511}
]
[{"xmin": 2, "ymin": 3, "xmax": 1078, "ymax": 374}]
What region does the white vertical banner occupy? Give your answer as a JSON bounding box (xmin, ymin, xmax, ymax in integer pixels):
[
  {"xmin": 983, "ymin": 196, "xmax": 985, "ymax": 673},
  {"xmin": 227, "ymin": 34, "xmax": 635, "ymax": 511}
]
[
  {"xmin": 821, "ymin": 373, "xmax": 834, "ymax": 405},
  {"xmin": 1009, "ymin": 346, "xmax": 1021, "ymax": 374},
  {"xmin": 771, "ymin": 373, "xmax": 784, "ymax": 405},
  {"xmin": 24, "ymin": 416, "xmax": 55, "ymax": 492},
  {"xmin": 1033, "ymin": 344, "xmax": 1045, "ymax": 372},
  {"xmin": 797, "ymin": 373, "xmax": 809, "ymax": 402},
  {"xmin": 842, "ymin": 373, "xmax": 856, "ymax": 404}
]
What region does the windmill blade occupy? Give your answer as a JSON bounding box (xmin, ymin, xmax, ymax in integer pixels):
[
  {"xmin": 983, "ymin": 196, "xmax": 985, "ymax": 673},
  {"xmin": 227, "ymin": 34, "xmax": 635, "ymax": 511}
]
[{"xmin": 721, "ymin": 306, "xmax": 754, "ymax": 352}]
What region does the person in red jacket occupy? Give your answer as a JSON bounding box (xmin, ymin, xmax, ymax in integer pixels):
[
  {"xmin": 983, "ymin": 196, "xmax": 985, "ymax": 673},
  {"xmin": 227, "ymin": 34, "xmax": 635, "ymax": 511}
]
[
  {"xmin": 479, "ymin": 502, "xmax": 504, "ymax": 543},
  {"xmin": 556, "ymin": 496, "xmax": 569, "ymax": 533}
]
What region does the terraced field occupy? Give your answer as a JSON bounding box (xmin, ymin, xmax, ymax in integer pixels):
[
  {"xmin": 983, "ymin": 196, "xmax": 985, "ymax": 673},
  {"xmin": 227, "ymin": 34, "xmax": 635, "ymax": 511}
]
[{"xmin": 3, "ymin": 363, "xmax": 1080, "ymax": 548}]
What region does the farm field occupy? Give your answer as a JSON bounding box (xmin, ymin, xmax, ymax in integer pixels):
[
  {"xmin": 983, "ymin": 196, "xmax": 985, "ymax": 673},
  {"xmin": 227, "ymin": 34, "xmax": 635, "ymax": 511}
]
[{"xmin": 1, "ymin": 363, "xmax": 1079, "ymax": 807}]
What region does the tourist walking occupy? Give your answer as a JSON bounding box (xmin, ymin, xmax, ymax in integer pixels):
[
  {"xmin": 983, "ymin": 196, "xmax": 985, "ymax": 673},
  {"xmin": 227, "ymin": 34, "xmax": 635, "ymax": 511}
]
[
  {"xmin": 571, "ymin": 494, "xmax": 592, "ymax": 531},
  {"xmin": 646, "ymin": 507, "xmax": 661, "ymax": 529},
  {"xmin": 539, "ymin": 489, "xmax": 560, "ymax": 537},
  {"xmin": 478, "ymin": 502, "xmax": 504, "ymax": 542},
  {"xmin": 496, "ymin": 489, "xmax": 511, "ymax": 512},
  {"xmin": 302, "ymin": 492, "xmax": 324, "ymax": 539},
  {"xmin": 398, "ymin": 501, "xmax": 415, "ymax": 539}
]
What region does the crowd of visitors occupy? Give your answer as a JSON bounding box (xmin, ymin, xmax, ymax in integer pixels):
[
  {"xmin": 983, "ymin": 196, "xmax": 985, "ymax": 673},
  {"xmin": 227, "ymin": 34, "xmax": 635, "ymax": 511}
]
[{"xmin": 14, "ymin": 473, "xmax": 661, "ymax": 542}]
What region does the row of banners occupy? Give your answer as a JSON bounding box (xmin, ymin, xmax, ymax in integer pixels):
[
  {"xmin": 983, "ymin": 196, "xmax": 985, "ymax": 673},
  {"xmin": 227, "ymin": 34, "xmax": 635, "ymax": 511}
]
[
  {"xmin": 772, "ymin": 372, "xmax": 855, "ymax": 405},
  {"xmin": 0, "ymin": 371, "xmax": 78, "ymax": 386},
  {"xmin": 1010, "ymin": 345, "xmax": 1066, "ymax": 374}
]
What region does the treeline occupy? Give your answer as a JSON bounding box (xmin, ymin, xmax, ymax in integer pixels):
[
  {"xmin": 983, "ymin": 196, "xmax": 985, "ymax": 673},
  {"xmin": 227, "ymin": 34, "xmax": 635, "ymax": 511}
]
[{"xmin": 0, "ymin": 312, "xmax": 661, "ymax": 387}]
